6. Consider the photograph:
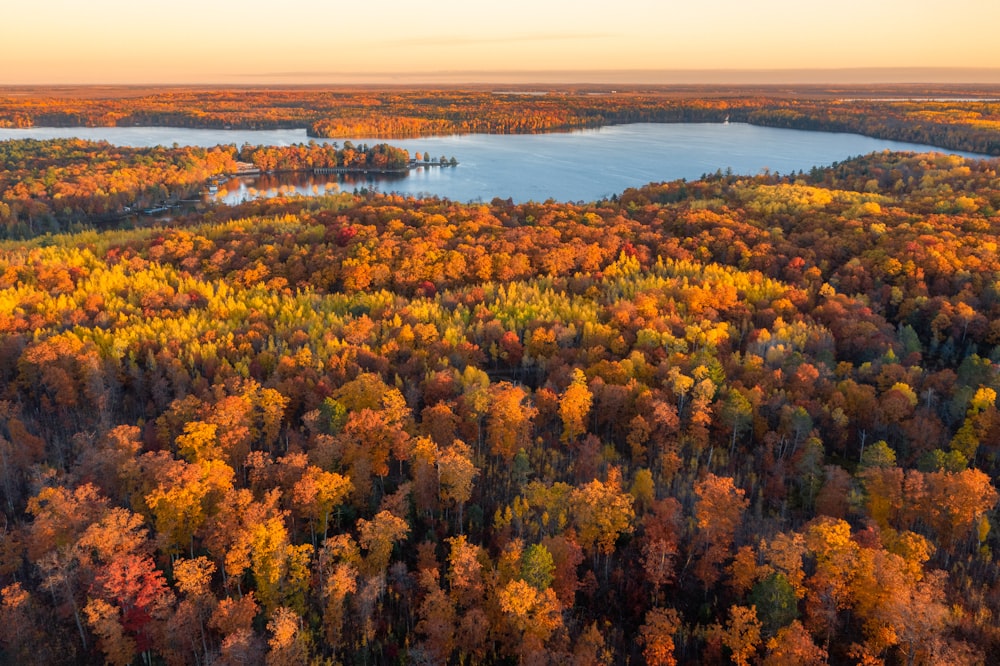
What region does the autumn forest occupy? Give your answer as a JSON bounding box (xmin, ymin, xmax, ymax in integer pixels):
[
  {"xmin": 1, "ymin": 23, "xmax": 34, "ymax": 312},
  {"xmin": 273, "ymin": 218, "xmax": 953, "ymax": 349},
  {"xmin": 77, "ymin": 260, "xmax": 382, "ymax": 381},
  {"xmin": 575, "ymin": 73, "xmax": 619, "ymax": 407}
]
[{"xmin": 1, "ymin": 88, "xmax": 1000, "ymax": 665}]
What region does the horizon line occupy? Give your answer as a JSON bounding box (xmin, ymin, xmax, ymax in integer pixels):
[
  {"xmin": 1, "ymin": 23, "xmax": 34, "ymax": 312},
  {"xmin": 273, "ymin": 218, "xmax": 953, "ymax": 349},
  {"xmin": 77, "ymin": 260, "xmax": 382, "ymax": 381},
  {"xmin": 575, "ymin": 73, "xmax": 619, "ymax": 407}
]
[{"xmin": 6, "ymin": 67, "xmax": 1000, "ymax": 88}]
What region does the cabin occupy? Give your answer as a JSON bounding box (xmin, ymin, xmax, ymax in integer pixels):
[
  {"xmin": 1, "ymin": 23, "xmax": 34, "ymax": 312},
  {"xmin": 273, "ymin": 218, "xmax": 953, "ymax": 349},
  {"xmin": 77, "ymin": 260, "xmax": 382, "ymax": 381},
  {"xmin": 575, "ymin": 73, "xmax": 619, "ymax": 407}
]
[{"xmin": 234, "ymin": 161, "xmax": 260, "ymax": 175}]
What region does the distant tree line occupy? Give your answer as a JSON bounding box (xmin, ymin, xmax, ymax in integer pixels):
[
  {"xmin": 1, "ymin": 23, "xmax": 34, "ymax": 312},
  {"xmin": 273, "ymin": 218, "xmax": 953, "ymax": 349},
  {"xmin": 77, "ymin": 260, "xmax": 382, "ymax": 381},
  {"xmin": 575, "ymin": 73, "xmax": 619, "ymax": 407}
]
[{"xmin": 2, "ymin": 89, "xmax": 999, "ymax": 153}]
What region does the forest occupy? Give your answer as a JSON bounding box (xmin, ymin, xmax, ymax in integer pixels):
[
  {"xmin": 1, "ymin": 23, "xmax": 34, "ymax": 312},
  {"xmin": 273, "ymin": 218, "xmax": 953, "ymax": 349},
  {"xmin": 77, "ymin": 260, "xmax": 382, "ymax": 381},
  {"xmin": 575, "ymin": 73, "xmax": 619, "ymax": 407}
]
[
  {"xmin": 2, "ymin": 87, "xmax": 1000, "ymax": 154},
  {"xmin": 0, "ymin": 139, "xmax": 412, "ymax": 237},
  {"xmin": 0, "ymin": 141, "xmax": 999, "ymax": 664}
]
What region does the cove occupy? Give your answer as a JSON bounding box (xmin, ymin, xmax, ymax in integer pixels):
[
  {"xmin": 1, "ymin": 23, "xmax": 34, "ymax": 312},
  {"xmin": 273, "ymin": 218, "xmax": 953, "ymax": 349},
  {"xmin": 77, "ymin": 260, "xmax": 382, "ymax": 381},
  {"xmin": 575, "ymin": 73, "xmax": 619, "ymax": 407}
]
[{"xmin": 0, "ymin": 123, "xmax": 987, "ymax": 203}]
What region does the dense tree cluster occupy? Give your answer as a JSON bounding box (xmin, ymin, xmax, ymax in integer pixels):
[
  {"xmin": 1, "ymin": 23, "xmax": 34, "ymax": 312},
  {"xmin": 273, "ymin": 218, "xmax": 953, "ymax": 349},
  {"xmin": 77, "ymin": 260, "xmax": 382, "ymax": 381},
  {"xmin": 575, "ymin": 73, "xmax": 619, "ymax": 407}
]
[
  {"xmin": 741, "ymin": 100, "xmax": 1000, "ymax": 157},
  {"xmin": 0, "ymin": 139, "xmax": 237, "ymax": 236},
  {"xmin": 3, "ymin": 87, "xmax": 1000, "ymax": 154},
  {"xmin": 1, "ymin": 149, "xmax": 1000, "ymax": 663},
  {"xmin": 235, "ymin": 141, "xmax": 410, "ymax": 173},
  {"xmin": 0, "ymin": 140, "xmax": 410, "ymax": 238}
]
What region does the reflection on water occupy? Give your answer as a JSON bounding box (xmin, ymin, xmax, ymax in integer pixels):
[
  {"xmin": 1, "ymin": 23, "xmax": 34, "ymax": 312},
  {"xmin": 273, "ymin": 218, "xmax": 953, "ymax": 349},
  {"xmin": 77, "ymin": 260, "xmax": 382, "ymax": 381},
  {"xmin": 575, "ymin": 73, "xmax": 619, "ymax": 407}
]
[
  {"xmin": 210, "ymin": 171, "xmax": 410, "ymax": 205},
  {"xmin": 213, "ymin": 173, "xmax": 366, "ymax": 206},
  {"xmin": 0, "ymin": 123, "xmax": 988, "ymax": 203},
  {"xmin": 206, "ymin": 167, "xmax": 412, "ymax": 206}
]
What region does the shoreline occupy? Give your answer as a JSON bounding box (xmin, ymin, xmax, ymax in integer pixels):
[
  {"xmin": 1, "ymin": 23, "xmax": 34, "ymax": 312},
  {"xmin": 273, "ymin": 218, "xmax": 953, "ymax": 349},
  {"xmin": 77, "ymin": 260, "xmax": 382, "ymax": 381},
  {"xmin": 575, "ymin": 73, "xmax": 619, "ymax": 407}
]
[
  {"xmin": 213, "ymin": 160, "xmax": 457, "ymax": 182},
  {"xmin": 1, "ymin": 119, "xmax": 994, "ymax": 158}
]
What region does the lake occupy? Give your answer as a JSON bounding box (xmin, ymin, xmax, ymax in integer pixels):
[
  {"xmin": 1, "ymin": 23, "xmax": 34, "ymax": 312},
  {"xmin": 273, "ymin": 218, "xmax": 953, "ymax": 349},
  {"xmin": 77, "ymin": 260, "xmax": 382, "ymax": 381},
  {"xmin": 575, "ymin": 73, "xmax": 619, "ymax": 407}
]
[{"xmin": 0, "ymin": 124, "xmax": 987, "ymax": 203}]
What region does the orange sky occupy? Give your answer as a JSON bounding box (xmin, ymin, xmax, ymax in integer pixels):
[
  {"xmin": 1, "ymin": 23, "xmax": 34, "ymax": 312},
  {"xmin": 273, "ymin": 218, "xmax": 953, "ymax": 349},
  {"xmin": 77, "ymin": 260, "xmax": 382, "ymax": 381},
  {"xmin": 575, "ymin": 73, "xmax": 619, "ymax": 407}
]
[{"xmin": 4, "ymin": 0, "xmax": 1000, "ymax": 84}]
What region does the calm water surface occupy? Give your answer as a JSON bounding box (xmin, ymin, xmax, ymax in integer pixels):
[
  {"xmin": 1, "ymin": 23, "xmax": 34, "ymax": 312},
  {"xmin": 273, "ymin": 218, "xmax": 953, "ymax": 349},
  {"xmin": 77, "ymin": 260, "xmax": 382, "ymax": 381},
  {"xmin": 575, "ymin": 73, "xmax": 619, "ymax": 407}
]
[{"xmin": 0, "ymin": 124, "xmax": 986, "ymax": 203}]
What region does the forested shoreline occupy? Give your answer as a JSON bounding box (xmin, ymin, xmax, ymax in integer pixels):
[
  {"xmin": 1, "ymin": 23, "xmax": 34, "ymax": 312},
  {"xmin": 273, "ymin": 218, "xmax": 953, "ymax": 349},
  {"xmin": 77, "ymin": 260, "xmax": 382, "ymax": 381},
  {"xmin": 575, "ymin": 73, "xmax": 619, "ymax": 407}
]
[
  {"xmin": 2, "ymin": 87, "xmax": 1000, "ymax": 155},
  {"xmin": 0, "ymin": 149, "xmax": 999, "ymax": 663},
  {"xmin": 0, "ymin": 140, "xmax": 412, "ymax": 238}
]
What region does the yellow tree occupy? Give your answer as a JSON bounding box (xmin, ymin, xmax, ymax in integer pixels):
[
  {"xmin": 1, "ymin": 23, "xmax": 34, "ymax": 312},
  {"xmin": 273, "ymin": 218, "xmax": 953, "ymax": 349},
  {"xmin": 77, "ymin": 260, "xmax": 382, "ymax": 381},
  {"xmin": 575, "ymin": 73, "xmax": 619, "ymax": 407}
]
[
  {"xmin": 560, "ymin": 368, "xmax": 593, "ymax": 444},
  {"xmin": 175, "ymin": 421, "xmax": 221, "ymax": 463},
  {"xmin": 250, "ymin": 516, "xmax": 313, "ymax": 614},
  {"xmin": 290, "ymin": 465, "xmax": 352, "ymax": 544},
  {"xmin": 202, "ymin": 488, "xmax": 281, "ymax": 589},
  {"xmin": 569, "ymin": 467, "xmax": 635, "ymax": 570},
  {"xmin": 83, "ymin": 598, "xmax": 136, "ymax": 666},
  {"xmin": 356, "ymin": 510, "xmax": 409, "ymax": 576},
  {"xmin": 171, "ymin": 556, "xmax": 218, "ymax": 665},
  {"xmin": 803, "ymin": 517, "xmax": 859, "ymax": 642},
  {"xmin": 144, "ymin": 458, "xmax": 234, "ymax": 557},
  {"xmin": 496, "ymin": 579, "xmax": 563, "ymax": 663},
  {"xmin": 572, "ymin": 622, "xmax": 614, "ymax": 666},
  {"xmin": 438, "ymin": 439, "xmax": 478, "ymax": 530}
]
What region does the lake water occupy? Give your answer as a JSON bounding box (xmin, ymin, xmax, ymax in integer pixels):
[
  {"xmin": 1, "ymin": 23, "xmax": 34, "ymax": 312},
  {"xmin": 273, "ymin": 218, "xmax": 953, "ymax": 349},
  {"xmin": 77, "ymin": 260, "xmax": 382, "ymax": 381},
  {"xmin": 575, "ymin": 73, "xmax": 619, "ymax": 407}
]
[{"xmin": 0, "ymin": 124, "xmax": 987, "ymax": 203}]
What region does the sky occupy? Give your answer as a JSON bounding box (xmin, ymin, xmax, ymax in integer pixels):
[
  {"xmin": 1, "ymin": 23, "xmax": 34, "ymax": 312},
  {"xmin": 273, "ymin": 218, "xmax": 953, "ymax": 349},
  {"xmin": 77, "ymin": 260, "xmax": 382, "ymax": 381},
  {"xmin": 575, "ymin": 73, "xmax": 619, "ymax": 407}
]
[{"xmin": 3, "ymin": 0, "xmax": 1000, "ymax": 85}]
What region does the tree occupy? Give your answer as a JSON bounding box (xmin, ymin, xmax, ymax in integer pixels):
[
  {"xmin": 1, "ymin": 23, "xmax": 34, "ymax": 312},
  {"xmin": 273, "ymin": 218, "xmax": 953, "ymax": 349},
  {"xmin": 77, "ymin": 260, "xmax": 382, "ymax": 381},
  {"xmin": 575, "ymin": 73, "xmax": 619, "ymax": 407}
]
[
  {"xmin": 815, "ymin": 465, "xmax": 852, "ymax": 518},
  {"xmin": 26, "ymin": 483, "xmax": 108, "ymax": 561},
  {"xmin": 357, "ymin": 510, "xmax": 409, "ymax": 575},
  {"xmin": 144, "ymin": 458, "xmax": 234, "ymax": 557},
  {"xmin": 572, "ymin": 622, "xmax": 614, "ymax": 666},
  {"xmin": 761, "ymin": 531, "xmax": 807, "ymax": 600},
  {"xmin": 335, "ymin": 407, "xmax": 408, "ymax": 503},
  {"xmin": 84, "ymin": 598, "xmax": 137, "ymax": 666},
  {"xmin": 202, "ymin": 488, "xmax": 282, "ymax": 588},
  {"xmin": 763, "ymin": 620, "xmax": 827, "ymax": 665},
  {"xmin": 26, "ymin": 482, "xmax": 109, "ymax": 651},
  {"xmin": 289, "ymin": 465, "xmax": 352, "ymax": 544},
  {"xmin": 630, "ymin": 468, "xmax": 656, "ymax": 513},
  {"xmin": 415, "ymin": 569, "xmax": 456, "ymax": 663},
  {"xmin": 172, "ymin": 556, "xmax": 218, "ymax": 664},
  {"xmin": 250, "ymin": 516, "xmax": 313, "ymax": 614},
  {"xmin": 722, "ymin": 387, "xmax": 754, "ymax": 457},
  {"xmin": 446, "ymin": 535, "xmax": 485, "ymax": 609},
  {"xmin": 0, "ymin": 583, "xmax": 52, "ymax": 664},
  {"xmin": 639, "ymin": 607, "xmax": 681, "ymax": 666},
  {"xmin": 560, "ymin": 368, "xmax": 593, "ymax": 443},
  {"xmin": 176, "ymin": 420, "xmax": 221, "ymax": 463},
  {"xmin": 265, "ymin": 606, "xmax": 310, "ymax": 666},
  {"xmin": 486, "ymin": 382, "xmax": 536, "ymax": 463},
  {"xmin": 317, "ymin": 535, "xmax": 359, "ymax": 652},
  {"xmin": 917, "ymin": 467, "xmax": 998, "ymax": 551},
  {"xmin": 86, "ymin": 553, "xmax": 175, "ymax": 664},
  {"xmin": 520, "ymin": 543, "xmax": 555, "ymax": 591},
  {"xmin": 438, "ymin": 439, "xmax": 477, "ymax": 530},
  {"xmin": 76, "ymin": 507, "xmax": 150, "ymax": 572},
  {"xmin": 722, "ymin": 605, "xmax": 762, "ymax": 666},
  {"xmin": 693, "ymin": 474, "xmax": 748, "ymax": 588},
  {"xmin": 859, "ymin": 463, "xmax": 904, "ymax": 530},
  {"xmin": 803, "ymin": 518, "xmax": 858, "ymax": 641},
  {"xmin": 496, "ymin": 579, "xmax": 563, "ymax": 663},
  {"xmin": 569, "ymin": 467, "xmax": 635, "ymax": 568},
  {"xmin": 749, "ymin": 573, "xmax": 799, "ymax": 635}
]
